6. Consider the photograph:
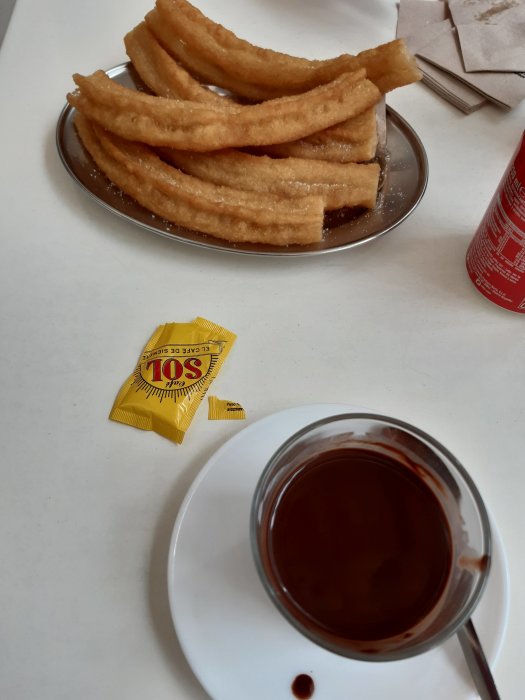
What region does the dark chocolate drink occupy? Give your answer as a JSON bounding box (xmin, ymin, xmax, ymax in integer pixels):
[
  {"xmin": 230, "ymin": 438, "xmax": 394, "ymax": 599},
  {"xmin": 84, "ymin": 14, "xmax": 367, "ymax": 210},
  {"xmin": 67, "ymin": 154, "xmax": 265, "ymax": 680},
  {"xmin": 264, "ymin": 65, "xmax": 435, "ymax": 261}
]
[{"xmin": 265, "ymin": 448, "xmax": 452, "ymax": 643}]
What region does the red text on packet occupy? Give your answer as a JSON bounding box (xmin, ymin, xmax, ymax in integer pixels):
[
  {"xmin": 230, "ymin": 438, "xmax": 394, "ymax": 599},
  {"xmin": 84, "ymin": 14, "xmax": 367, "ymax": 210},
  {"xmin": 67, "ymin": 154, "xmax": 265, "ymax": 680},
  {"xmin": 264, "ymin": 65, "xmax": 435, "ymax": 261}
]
[{"xmin": 146, "ymin": 357, "xmax": 203, "ymax": 381}]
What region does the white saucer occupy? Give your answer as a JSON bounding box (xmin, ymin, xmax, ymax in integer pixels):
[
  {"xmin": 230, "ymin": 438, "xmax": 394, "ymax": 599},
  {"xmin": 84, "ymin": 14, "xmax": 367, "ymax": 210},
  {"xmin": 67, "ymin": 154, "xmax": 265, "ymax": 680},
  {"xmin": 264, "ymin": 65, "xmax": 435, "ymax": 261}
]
[{"xmin": 167, "ymin": 404, "xmax": 509, "ymax": 700}]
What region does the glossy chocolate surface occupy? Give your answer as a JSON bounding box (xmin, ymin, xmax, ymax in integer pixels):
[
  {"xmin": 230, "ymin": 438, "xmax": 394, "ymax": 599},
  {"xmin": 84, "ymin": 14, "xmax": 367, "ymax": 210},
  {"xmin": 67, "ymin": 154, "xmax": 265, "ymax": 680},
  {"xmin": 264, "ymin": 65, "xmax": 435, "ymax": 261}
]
[{"xmin": 267, "ymin": 448, "xmax": 452, "ymax": 641}]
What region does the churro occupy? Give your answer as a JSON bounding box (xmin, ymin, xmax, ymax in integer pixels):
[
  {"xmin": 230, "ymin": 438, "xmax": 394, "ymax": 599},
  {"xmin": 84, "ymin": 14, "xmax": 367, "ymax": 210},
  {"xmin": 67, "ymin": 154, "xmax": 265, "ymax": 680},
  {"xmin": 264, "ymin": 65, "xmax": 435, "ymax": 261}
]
[
  {"xmin": 124, "ymin": 22, "xmax": 378, "ymax": 163},
  {"xmin": 149, "ymin": 0, "xmax": 421, "ymax": 98},
  {"xmin": 160, "ymin": 148, "xmax": 379, "ymax": 210},
  {"xmin": 74, "ymin": 113, "xmax": 325, "ymax": 245},
  {"xmin": 68, "ymin": 69, "xmax": 381, "ymax": 151},
  {"xmin": 255, "ymin": 139, "xmax": 375, "ymax": 164},
  {"xmin": 124, "ymin": 22, "xmax": 230, "ymax": 106},
  {"xmin": 145, "ymin": 6, "xmax": 283, "ymax": 102},
  {"xmin": 261, "ymin": 109, "xmax": 378, "ymax": 163}
]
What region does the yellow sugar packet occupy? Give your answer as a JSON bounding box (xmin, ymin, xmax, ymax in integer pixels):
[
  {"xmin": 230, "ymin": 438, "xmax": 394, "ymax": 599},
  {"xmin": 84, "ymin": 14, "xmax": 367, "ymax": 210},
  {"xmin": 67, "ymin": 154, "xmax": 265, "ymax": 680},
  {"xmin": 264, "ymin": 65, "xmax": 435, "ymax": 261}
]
[
  {"xmin": 208, "ymin": 397, "xmax": 246, "ymax": 420},
  {"xmin": 109, "ymin": 317, "xmax": 236, "ymax": 443}
]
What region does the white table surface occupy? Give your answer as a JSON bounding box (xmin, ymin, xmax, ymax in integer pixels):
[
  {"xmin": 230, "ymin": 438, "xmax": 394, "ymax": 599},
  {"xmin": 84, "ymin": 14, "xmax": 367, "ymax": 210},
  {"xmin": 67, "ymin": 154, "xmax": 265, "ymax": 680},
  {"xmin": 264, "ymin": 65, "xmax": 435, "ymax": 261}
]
[{"xmin": 1, "ymin": 1, "xmax": 523, "ymax": 698}]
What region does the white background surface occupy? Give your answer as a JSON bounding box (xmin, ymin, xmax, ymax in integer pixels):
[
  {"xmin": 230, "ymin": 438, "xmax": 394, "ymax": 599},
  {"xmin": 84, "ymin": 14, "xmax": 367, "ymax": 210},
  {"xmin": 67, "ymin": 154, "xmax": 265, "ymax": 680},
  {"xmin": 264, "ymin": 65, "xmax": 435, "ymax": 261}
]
[{"xmin": 0, "ymin": 1, "xmax": 523, "ymax": 698}]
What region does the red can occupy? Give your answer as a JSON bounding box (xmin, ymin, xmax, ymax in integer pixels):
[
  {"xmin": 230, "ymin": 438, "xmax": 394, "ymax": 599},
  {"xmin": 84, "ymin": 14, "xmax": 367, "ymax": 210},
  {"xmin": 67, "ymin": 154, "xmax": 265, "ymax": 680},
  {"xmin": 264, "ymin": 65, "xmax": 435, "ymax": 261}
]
[{"xmin": 466, "ymin": 132, "xmax": 525, "ymax": 313}]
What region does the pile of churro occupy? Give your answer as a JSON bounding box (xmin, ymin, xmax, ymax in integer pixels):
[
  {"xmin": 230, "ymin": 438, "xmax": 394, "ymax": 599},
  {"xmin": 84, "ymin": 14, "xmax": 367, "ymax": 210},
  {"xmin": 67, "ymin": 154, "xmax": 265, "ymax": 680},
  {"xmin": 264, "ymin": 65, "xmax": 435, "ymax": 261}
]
[{"xmin": 68, "ymin": 0, "xmax": 422, "ymax": 246}]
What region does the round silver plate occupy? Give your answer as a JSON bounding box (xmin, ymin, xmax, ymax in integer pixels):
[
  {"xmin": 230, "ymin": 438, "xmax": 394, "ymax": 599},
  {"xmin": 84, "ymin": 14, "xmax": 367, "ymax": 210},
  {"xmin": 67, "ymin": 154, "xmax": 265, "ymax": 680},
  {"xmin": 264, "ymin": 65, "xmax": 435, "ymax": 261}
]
[{"xmin": 57, "ymin": 63, "xmax": 428, "ymax": 257}]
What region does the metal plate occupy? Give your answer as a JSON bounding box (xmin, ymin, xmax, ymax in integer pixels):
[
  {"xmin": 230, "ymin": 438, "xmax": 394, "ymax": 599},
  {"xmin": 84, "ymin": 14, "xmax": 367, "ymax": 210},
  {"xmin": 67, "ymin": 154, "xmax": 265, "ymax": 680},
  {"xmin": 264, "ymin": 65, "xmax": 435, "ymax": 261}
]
[{"xmin": 57, "ymin": 63, "xmax": 428, "ymax": 257}]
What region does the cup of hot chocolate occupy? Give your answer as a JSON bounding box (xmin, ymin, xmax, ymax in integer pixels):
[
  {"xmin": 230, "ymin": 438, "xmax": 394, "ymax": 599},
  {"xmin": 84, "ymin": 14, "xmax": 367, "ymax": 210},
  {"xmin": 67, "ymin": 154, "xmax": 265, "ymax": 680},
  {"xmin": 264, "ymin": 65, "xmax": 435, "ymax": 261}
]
[{"xmin": 250, "ymin": 414, "xmax": 491, "ymax": 661}]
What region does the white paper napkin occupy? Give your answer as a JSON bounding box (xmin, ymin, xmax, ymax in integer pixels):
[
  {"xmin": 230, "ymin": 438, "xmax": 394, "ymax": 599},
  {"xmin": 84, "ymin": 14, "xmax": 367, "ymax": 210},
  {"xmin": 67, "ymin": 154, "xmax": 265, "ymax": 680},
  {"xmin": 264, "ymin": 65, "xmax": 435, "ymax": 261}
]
[
  {"xmin": 396, "ymin": 1, "xmax": 487, "ymax": 113},
  {"xmin": 448, "ymin": 0, "xmax": 525, "ymax": 72},
  {"xmin": 416, "ymin": 21, "xmax": 525, "ymax": 108}
]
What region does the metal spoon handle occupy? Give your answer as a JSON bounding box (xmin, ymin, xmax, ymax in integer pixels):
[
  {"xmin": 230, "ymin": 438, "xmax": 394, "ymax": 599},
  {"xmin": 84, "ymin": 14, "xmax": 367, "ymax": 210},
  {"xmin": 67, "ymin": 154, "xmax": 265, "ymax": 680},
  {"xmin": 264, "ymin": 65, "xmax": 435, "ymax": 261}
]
[{"xmin": 457, "ymin": 619, "xmax": 501, "ymax": 700}]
